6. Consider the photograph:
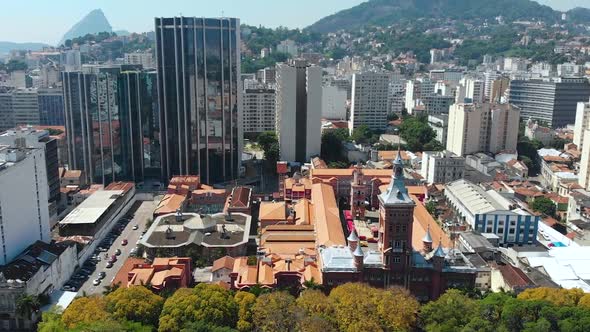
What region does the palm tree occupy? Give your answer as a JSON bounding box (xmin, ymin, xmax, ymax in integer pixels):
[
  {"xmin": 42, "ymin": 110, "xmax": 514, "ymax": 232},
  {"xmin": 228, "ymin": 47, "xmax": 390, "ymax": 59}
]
[
  {"xmin": 302, "ymin": 277, "xmax": 323, "ymax": 290},
  {"xmin": 15, "ymin": 294, "xmax": 41, "ymax": 320}
]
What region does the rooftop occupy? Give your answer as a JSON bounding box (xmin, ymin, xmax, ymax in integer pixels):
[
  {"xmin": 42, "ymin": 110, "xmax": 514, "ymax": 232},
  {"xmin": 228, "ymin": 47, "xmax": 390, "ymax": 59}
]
[
  {"xmin": 0, "ymin": 241, "xmax": 74, "ymax": 283},
  {"xmin": 60, "ymin": 190, "xmax": 125, "ymax": 225},
  {"xmin": 446, "ymin": 179, "xmax": 516, "ymax": 215}
]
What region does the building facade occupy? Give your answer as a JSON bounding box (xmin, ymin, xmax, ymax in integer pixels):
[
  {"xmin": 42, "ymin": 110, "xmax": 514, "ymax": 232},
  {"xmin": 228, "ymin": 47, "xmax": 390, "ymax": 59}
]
[
  {"xmin": 574, "ymin": 99, "xmax": 590, "ymax": 152},
  {"xmin": 322, "ymin": 85, "xmax": 347, "ymax": 120},
  {"xmin": 38, "ymin": 88, "xmax": 65, "ymax": 126},
  {"xmin": 62, "ymin": 67, "xmax": 160, "ymax": 185},
  {"xmin": 276, "ymin": 59, "xmax": 322, "ymax": 162},
  {"xmin": 155, "ymin": 17, "xmax": 242, "ymax": 184},
  {"xmin": 509, "ymin": 78, "xmax": 590, "ymax": 128},
  {"xmin": 0, "ymin": 147, "xmax": 51, "ymax": 265},
  {"xmin": 350, "ymin": 72, "xmax": 390, "ymax": 133},
  {"xmin": 243, "ymin": 88, "xmax": 275, "ymax": 135},
  {"xmin": 421, "ymin": 150, "xmax": 465, "ymax": 185},
  {"xmin": 11, "ymin": 89, "xmax": 39, "ymax": 126},
  {"xmin": 446, "ymin": 103, "xmax": 519, "ymax": 156}
]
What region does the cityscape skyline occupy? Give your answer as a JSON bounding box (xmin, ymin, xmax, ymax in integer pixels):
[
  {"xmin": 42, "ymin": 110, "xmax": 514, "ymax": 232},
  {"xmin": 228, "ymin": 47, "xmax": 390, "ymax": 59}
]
[{"xmin": 0, "ymin": 0, "xmax": 587, "ymax": 44}]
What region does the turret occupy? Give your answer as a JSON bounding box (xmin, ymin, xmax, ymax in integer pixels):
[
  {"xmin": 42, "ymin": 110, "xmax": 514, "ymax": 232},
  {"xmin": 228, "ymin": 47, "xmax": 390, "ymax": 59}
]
[
  {"xmin": 422, "ymin": 224, "xmax": 433, "ymax": 252},
  {"xmin": 353, "ymin": 243, "xmax": 364, "ymax": 271},
  {"xmin": 347, "ymin": 229, "xmax": 359, "ymax": 251}
]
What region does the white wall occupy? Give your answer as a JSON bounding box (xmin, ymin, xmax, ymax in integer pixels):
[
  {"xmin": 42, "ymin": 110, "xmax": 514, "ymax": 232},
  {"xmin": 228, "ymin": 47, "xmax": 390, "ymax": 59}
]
[{"xmin": 322, "ymin": 85, "xmax": 347, "ymax": 120}]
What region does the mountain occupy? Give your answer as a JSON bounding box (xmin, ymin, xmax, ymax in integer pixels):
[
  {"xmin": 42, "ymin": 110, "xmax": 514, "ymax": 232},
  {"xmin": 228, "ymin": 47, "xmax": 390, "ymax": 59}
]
[
  {"xmin": 567, "ymin": 7, "xmax": 590, "ymax": 22},
  {"xmin": 58, "ymin": 9, "xmax": 112, "ymax": 46},
  {"xmin": 0, "ymin": 41, "xmax": 49, "ymax": 54},
  {"xmin": 308, "ymin": 0, "xmax": 562, "ymax": 33}
]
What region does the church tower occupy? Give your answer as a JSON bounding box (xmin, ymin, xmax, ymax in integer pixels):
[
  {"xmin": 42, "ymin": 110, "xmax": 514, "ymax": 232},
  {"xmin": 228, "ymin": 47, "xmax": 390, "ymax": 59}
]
[{"xmin": 378, "ymin": 148, "xmax": 415, "ymax": 280}]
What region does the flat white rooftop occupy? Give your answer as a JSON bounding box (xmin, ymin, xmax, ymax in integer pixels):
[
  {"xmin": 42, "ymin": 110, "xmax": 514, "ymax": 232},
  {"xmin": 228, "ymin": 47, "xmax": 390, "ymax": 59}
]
[{"xmin": 60, "ymin": 190, "xmax": 124, "ymax": 225}]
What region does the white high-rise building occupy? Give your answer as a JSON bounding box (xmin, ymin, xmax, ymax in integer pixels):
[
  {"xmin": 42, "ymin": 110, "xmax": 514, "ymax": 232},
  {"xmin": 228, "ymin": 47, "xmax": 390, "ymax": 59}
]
[
  {"xmin": 574, "ymin": 99, "xmax": 590, "ymax": 151},
  {"xmin": 276, "ymin": 59, "xmax": 322, "ymax": 162},
  {"xmin": 276, "ymin": 40, "xmax": 299, "ymax": 57},
  {"xmin": 405, "ymin": 77, "xmax": 435, "ymax": 113},
  {"xmin": 457, "ymin": 77, "xmax": 485, "ymax": 104},
  {"xmin": 349, "ymin": 72, "xmax": 390, "ymax": 133},
  {"xmin": 388, "ymin": 79, "xmax": 406, "ymax": 114},
  {"xmin": 0, "ymin": 146, "xmax": 50, "ymax": 264},
  {"xmin": 321, "ymin": 85, "xmax": 347, "ymax": 120},
  {"xmin": 124, "ymin": 52, "xmax": 155, "ymax": 69},
  {"xmin": 446, "ymin": 103, "xmax": 520, "ymax": 156},
  {"xmin": 243, "ymin": 88, "xmax": 276, "ymax": 134}
]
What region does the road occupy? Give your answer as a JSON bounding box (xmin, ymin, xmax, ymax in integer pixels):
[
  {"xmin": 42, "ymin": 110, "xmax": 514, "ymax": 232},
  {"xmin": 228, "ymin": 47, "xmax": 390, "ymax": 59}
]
[{"xmin": 77, "ymin": 200, "xmax": 156, "ymax": 296}]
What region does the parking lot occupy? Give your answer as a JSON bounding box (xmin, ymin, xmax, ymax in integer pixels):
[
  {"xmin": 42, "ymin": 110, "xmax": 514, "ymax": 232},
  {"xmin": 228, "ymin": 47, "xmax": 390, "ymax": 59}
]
[{"xmin": 63, "ymin": 200, "xmax": 156, "ymax": 296}]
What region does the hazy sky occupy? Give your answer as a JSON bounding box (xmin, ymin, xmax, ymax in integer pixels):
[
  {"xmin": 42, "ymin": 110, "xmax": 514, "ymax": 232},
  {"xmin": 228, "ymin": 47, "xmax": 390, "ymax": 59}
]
[{"xmin": 0, "ymin": 0, "xmax": 587, "ymax": 44}]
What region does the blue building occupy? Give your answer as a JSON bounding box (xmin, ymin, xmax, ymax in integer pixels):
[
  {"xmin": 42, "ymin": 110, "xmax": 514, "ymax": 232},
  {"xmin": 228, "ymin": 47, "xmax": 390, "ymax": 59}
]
[
  {"xmin": 38, "ymin": 88, "xmax": 64, "ymax": 126},
  {"xmin": 445, "ymin": 179, "xmax": 540, "ymax": 246}
]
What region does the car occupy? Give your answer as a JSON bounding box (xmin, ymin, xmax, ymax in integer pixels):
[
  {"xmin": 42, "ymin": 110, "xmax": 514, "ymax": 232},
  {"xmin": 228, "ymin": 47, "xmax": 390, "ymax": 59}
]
[
  {"xmin": 132, "ymin": 225, "xmax": 139, "ymax": 230},
  {"xmin": 98, "ymin": 272, "xmax": 106, "ymax": 279},
  {"xmin": 106, "ymin": 261, "xmax": 113, "ymax": 268},
  {"xmin": 99, "ymin": 247, "xmax": 108, "ymax": 252},
  {"xmin": 115, "ymin": 249, "xmax": 122, "ymax": 256},
  {"xmin": 111, "ymin": 254, "xmax": 118, "ymax": 262},
  {"xmin": 92, "ymin": 279, "xmax": 101, "ymax": 286},
  {"xmin": 121, "ymin": 239, "xmax": 128, "ymax": 246}
]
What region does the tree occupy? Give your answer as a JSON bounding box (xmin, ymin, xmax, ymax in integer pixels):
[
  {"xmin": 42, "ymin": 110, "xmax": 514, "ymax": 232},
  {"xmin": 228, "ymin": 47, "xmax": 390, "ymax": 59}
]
[
  {"xmin": 398, "ymin": 116, "xmax": 436, "ymax": 152},
  {"xmin": 105, "ymin": 286, "xmax": 164, "ymax": 326},
  {"xmin": 5, "ymin": 59, "xmax": 27, "ymax": 73},
  {"xmin": 257, "ymin": 131, "xmax": 278, "ymax": 152},
  {"xmin": 158, "ymin": 284, "xmax": 238, "ymax": 332},
  {"xmin": 252, "ymin": 291, "xmax": 298, "ymax": 332},
  {"xmin": 61, "ymin": 296, "xmax": 112, "ymax": 329},
  {"xmin": 419, "ymin": 289, "xmax": 478, "ymax": 332},
  {"xmin": 180, "ymin": 321, "xmax": 238, "ymax": 332},
  {"xmin": 387, "ymin": 113, "xmax": 400, "ymax": 121},
  {"xmin": 234, "ymin": 291, "xmax": 256, "ymax": 332},
  {"xmin": 518, "ymin": 287, "xmax": 584, "ymax": 307},
  {"xmin": 321, "ymin": 131, "xmax": 348, "ymax": 163},
  {"xmin": 329, "ymin": 283, "xmax": 383, "ymax": 332},
  {"xmin": 350, "ymin": 125, "xmax": 374, "ymax": 144},
  {"xmin": 531, "ymin": 197, "xmax": 556, "ymax": 216},
  {"xmin": 376, "ymin": 287, "xmax": 420, "ymax": 331},
  {"xmin": 425, "ymin": 201, "xmax": 437, "ymax": 217},
  {"xmin": 15, "ymin": 294, "xmax": 41, "ymax": 320},
  {"xmin": 37, "ymin": 306, "xmax": 66, "ymax": 332},
  {"xmin": 296, "ymin": 289, "xmax": 335, "ymax": 321}
]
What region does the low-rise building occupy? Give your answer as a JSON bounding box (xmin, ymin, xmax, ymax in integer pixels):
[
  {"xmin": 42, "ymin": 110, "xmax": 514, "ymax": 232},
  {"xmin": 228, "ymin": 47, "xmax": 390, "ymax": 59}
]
[
  {"xmin": 139, "ymin": 211, "xmax": 251, "ymax": 263},
  {"xmin": 112, "ymin": 257, "xmax": 192, "ymax": 292},
  {"xmin": 445, "ymin": 179, "xmax": 540, "ymax": 246},
  {"xmin": 421, "ymin": 150, "xmax": 465, "ymax": 184}
]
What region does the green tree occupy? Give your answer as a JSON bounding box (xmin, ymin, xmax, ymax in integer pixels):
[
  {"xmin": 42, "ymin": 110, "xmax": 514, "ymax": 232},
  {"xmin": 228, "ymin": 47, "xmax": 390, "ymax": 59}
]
[
  {"xmin": 419, "ymin": 289, "xmax": 479, "ymax": 332},
  {"xmin": 5, "ymin": 59, "xmax": 27, "ymax": 72},
  {"xmin": 252, "ymin": 292, "xmax": 298, "ymax": 332},
  {"xmin": 37, "ymin": 306, "xmax": 66, "ymax": 332},
  {"xmin": 158, "ymin": 284, "xmax": 238, "ymax": 332},
  {"xmin": 398, "ymin": 116, "xmax": 436, "ymax": 152},
  {"xmin": 376, "ymin": 287, "xmax": 420, "ymax": 331},
  {"xmin": 531, "ymin": 197, "xmax": 556, "ymax": 216},
  {"xmin": 61, "ymin": 296, "xmax": 113, "ymax": 329},
  {"xmin": 387, "ymin": 113, "xmax": 400, "ymax": 121},
  {"xmin": 234, "ymin": 291, "xmax": 256, "ymax": 332},
  {"xmin": 15, "ymin": 294, "xmax": 40, "ymax": 320},
  {"xmin": 321, "ymin": 131, "xmax": 348, "ymax": 163},
  {"xmin": 180, "ymin": 321, "xmax": 238, "ymax": 332},
  {"xmin": 105, "ymin": 285, "xmax": 164, "ymax": 326},
  {"xmin": 425, "ymin": 201, "xmax": 437, "ymax": 216},
  {"xmin": 328, "ymin": 283, "xmax": 383, "ymax": 332},
  {"xmin": 350, "ymin": 125, "xmax": 374, "ymax": 144}
]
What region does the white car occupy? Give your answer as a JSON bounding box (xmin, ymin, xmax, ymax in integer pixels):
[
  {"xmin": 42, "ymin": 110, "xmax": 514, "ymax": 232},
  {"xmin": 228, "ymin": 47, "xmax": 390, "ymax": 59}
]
[
  {"xmin": 92, "ymin": 279, "xmax": 101, "ymax": 286},
  {"xmin": 132, "ymin": 225, "xmax": 139, "ymax": 230}
]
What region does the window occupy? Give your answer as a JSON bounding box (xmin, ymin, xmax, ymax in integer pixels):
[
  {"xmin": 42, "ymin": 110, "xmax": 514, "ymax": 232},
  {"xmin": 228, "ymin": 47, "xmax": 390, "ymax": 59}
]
[{"xmin": 393, "ymin": 257, "xmax": 401, "ymax": 263}]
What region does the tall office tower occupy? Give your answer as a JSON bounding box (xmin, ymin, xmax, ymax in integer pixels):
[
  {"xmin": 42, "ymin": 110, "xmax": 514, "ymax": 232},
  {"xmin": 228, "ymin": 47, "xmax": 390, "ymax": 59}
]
[
  {"xmin": 155, "ymin": 17, "xmax": 241, "ymax": 184},
  {"xmin": 349, "ymin": 72, "xmax": 390, "ymax": 133},
  {"xmin": 124, "ymin": 52, "xmax": 155, "ymax": 69},
  {"xmin": 0, "ymin": 145, "xmax": 50, "ymax": 265},
  {"xmin": 0, "ymin": 127, "xmax": 60, "ymax": 221},
  {"xmin": 60, "ymin": 50, "xmax": 82, "ymax": 72},
  {"xmin": 275, "ymin": 59, "xmax": 322, "ymax": 162},
  {"xmin": 456, "ymin": 77, "xmax": 484, "ymax": 103},
  {"xmin": 405, "ymin": 77, "xmax": 435, "ymax": 113},
  {"xmin": 0, "ymin": 92, "xmax": 14, "ymax": 132},
  {"xmin": 38, "ymin": 88, "xmax": 65, "ymax": 126},
  {"xmin": 330, "ymin": 77, "xmax": 352, "ymax": 99},
  {"xmin": 509, "ymin": 78, "xmax": 590, "ymax": 128},
  {"xmin": 39, "ymin": 64, "xmax": 60, "ymax": 88},
  {"xmin": 243, "ymin": 88, "xmax": 276, "ymax": 135},
  {"xmin": 12, "ymin": 89, "xmax": 40, "ymax": 126},
  {"xmin": 321, "ymin": 85, "xmax": 347, "ymax": 120},
  {"xmin": 490, "ymin": 77, "xmax": 510, "ymax": 103},
  {"xmin": 484, "ymin": 71, "xmax": 500, "ymax": 99},
  {"xmin": 62, "ymin": 66, "xmax": 160, "ymax": 184},
  {"xmin": 446, "ymin": 103, "xmax": 520, "ymax": 156},
  {"xmin": 574, "ymin": 99, "xmax": 590, "ymax": 151}
]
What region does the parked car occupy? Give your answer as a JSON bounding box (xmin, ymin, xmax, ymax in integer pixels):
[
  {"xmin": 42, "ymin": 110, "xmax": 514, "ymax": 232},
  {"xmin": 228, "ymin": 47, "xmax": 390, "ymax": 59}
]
[
  {"xmin": 106, "ymin": 261, "xmax": 113, "ymax": 268},
  {"xmin": 92, "ymin": 279, "xmax": 101, "ymax": 286},
  {"xmin": 132, "ymin": 225, "xmax": 139, "ymax": 230},
  {"xmin": 121, "ymin": 239, "xmax": 128, "ymax": 246},
  {"xmin": 98, "ymin": 272, "xmax": 106, "ymax": 279},
  {"xmin": 115, "ymin": 249, "xmax": 122, "ymax": 256}
]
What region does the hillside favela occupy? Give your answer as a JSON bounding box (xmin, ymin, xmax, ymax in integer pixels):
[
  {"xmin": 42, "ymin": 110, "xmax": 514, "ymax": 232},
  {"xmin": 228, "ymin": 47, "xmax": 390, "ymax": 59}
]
[{"xmin": 3, "ymin": 0, "xmax": 590, "ymax": 331}]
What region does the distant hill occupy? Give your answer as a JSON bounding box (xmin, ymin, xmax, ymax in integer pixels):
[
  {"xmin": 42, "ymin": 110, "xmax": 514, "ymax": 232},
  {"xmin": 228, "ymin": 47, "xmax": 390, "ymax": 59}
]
[
  {"xmin": 114, "ymin": 30, "xmax": 131, "ymax": 37},
  {"xmin": 0, "ymin": 41, "xmax": 49, "ymax": 54},
  {"xmin": 58, "ymin": 9, "xmax": 112, "ymax": 46},
  {"xmin": 308, "ymin": 0, "xmax": 566, "ymax": 33},
  {"xmin": 567, "ymin": 7, "xmax": 590, "ymax": 22}
]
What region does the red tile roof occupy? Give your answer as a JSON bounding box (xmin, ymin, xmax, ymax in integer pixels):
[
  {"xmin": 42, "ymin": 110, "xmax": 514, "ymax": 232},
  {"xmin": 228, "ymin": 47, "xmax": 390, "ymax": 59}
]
[{"xmin": 498, "ymin": 264, "xmax": 532, "ymax": 288}]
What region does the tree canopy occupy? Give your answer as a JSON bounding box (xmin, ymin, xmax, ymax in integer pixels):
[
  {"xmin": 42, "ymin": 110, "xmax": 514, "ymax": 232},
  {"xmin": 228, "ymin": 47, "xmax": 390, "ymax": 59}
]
[
  {"xmin": 105, "ymin": 285, "xmax": 164, "ymax": 327},
  {"xmin": 398, "ymin": 116, "xmax": 437, "ymax": 152},
  {"xmin": 531, "ymin": 197, "xmax": 556, "ymax": 217}
]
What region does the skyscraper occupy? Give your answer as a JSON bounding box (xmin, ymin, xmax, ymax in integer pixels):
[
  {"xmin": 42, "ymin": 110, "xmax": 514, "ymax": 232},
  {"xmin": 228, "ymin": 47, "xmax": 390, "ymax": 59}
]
[
  {"xmin": 349, "ymin": 72, "xmax": 391, "ymax": 133},
  {"xmin": 155, "ymin": 17, "xmax": 242, "ymax": 184},
  {"xmin": 62, "ymin": 66, "xmax": 160, "ymax": 185},
  {"xmin": 275, "ymin": 59, "xmax": 322, "ymax": 162}
]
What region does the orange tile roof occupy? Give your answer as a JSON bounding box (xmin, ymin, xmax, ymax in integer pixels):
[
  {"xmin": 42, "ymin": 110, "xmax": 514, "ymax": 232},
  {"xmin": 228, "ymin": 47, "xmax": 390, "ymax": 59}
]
[
  {"xmin": 151, "ymin": 267, "xmax": 183, "ymax": 287},
  {"xmin": 212, "ymin": 256, "xmax": 235, "ymax": 272},
  {"xmin": 112, "ymin": 258, "xmax": 145, "ymax": 286},
  {"xmin": 154, "ymin": 193, "xmax": 186, "ymax": 215},
  {"xmin": 293, "ymin": 198, "xmax": 314, "ymax": 225},
  {"xmin": 411, "ymin": 196, "xmax": 452, "ymax": 249},
  {"xmin": 312, "ymin": 183, "xmax": 346, "ymax": 247},
  {"xmin": 259, "ymin": 202, "xmax": 287, "ymax": 221},
  {"xmin": 378, "ymin": 150, "xmax": 410, "ymax": 161},
  {"xmin": 229, "ymin": 187, "xmax": 251, "ymax": 208},
  {"xmin": 105, "ymin": 181, "xmax": 134, "ymax": 193}
]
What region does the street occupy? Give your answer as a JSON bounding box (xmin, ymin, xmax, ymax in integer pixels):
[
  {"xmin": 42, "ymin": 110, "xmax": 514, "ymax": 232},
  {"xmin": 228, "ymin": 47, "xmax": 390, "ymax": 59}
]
[{"xmin": 77, "ymin": 200, "xmax": 156, "ymax": 296}]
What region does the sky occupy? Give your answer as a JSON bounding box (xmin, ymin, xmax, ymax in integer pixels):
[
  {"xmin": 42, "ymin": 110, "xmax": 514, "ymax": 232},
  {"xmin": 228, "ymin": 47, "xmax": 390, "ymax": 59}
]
[{"xmin": 0, "ymin": 0, "xmax": 587, "ymax": 44}]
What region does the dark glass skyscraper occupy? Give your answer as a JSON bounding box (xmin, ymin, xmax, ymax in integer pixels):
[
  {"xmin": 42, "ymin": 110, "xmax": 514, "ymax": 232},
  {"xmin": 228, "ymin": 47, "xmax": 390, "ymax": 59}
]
[
  {"xmin": 38, "ymin": 88, "xmax": 65, "ymax": 126},
  {"xmin": 63, "ymin": 66, "xmax": 161, "ymax": 185},
  {"xmin": 155, "ymin": 17, "xmax": 242, "ymax": 184}
]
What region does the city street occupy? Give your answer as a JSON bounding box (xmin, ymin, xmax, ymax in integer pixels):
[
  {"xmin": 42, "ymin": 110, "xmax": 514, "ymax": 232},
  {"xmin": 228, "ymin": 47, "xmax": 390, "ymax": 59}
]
[{"xmin": 77, "ymin": 200, "xmax": 156, "ymax": 296}]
